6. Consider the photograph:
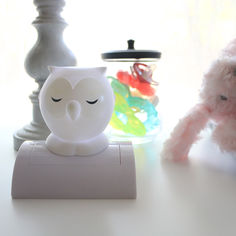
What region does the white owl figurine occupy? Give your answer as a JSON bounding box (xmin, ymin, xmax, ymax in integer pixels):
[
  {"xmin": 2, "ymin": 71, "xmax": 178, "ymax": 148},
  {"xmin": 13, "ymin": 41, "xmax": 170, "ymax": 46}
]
[{"xmin": 39, "ymin": 66, "xmax": 115, "ymax": 156}]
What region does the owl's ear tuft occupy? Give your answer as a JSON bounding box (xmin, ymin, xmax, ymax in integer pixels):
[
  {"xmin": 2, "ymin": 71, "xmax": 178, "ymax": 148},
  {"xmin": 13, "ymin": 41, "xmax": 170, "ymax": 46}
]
[
  {"xmin": 48, "ymin": 66, "xmax": 58, "ymax": 74},
  {"xmin": 98, "ymin": 67, "xmax": 107, "ymax": 75}
]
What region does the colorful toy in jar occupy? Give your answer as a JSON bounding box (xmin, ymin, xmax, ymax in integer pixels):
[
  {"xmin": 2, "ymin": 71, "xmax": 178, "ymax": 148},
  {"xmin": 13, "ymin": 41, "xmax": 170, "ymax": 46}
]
[{"xmin": 102, "ymin": 40, "xmax": 162, "ymax": 140}]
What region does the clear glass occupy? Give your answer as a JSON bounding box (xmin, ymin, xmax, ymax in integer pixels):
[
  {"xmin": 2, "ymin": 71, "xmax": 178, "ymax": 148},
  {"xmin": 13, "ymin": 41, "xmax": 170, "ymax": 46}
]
[{"xmin": 104, "ymin": 59, "xmax": 161, "ymax": 143}]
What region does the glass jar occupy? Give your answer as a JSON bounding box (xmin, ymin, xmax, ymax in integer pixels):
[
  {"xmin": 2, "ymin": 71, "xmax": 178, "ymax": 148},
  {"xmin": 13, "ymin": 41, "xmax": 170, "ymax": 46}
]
[{"xmin": 102, "ymin": 40, "xmax": 162, "ymax": 143}]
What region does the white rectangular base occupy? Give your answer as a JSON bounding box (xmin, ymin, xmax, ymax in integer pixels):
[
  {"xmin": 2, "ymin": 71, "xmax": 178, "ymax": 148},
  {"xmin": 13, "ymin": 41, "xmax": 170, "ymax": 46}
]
[{"xmin": 12, "ymin": 141, "xmax": 136, "ymax": 199}]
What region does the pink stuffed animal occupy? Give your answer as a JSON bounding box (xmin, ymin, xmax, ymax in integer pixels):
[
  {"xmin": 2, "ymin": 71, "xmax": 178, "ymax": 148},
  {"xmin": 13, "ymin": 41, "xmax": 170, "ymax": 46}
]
[{"xmin": 162, "ymin": 39, "xmax": 236, "ymax": 161}]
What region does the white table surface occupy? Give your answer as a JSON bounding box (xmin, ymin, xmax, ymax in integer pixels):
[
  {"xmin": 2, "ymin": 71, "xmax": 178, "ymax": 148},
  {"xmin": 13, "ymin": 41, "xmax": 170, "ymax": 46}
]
[{"xmin": 1, "ymin": 120, "xmax": 236, "ymax": 236}]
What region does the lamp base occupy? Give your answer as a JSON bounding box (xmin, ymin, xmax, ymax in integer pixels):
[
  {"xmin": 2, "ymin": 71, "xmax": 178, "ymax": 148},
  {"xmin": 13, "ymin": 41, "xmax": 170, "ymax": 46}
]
[
  {"xmin": 12, "ymin": 141, "xmax": 136, "ymax": 199},
  {"xmin": 13, "ymin": 122, "xmax": 50, "ymax": 151}
]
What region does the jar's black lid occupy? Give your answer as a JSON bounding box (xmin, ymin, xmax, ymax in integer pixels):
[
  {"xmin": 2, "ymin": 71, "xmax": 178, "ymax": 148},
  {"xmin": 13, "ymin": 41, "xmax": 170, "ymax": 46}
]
[{"xmin": 101, "ymin": 40, "xmax": 161, "ymax": 61}]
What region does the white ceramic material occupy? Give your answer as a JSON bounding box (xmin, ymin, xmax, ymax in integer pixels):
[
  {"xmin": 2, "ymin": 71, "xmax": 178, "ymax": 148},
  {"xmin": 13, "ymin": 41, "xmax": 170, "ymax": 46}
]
[
  {"xmin": 13, "ymin": 0, "xmax": 76, "ymax": 151},
  {"xmin": 39, "ymin": 67, "xmax": 115, "ymax": 156}
]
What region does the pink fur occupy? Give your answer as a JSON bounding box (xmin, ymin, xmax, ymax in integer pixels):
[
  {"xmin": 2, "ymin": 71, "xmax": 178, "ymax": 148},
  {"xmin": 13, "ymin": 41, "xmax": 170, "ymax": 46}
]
[
  {"xmin": 221, "ymin": 38, "xmax": 236, "ymax": 57},
  {"xmin": 161, "ymin": 105, "xmax": 210, "ymax": 161},
  {"xmin": 212, "ymin": 117, "xmax": 236, "ymax": 152},
  {"xmin": 162, "ymin": 39, "xmax": 236, "ymax": 161}
]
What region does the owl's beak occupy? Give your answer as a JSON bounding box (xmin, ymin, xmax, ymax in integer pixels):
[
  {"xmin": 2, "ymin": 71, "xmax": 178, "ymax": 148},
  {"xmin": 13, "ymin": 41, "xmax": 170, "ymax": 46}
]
[{"xmin": 66, "ymin": 100, "xmax": 81, "ymax": 121}]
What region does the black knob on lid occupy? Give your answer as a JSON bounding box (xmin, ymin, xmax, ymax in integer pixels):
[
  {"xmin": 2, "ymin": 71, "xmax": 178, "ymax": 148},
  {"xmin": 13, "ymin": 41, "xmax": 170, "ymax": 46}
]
[{"xmin": 127, "ymin": 40, "xmax": 135, "ymax": 50}]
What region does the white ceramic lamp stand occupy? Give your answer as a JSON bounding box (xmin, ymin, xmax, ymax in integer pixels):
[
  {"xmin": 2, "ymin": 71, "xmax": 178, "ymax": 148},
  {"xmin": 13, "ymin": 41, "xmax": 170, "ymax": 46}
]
[{"xmin": 13, "ymin": 0, "xmax": 77, "ymax": 151}]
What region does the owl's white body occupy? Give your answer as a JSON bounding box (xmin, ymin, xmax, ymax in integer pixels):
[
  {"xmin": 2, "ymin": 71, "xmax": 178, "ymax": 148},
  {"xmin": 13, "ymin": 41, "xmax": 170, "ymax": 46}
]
[{"xmin": 39, "ymin": 67, "xmax": 115, "ymax": 156}]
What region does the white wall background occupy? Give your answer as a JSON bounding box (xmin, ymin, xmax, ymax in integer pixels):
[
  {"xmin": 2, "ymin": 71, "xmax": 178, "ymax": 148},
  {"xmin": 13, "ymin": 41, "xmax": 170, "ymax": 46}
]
[{"xmin": 1, "ymin": 0, "xmax": 236, "ymax": 130}]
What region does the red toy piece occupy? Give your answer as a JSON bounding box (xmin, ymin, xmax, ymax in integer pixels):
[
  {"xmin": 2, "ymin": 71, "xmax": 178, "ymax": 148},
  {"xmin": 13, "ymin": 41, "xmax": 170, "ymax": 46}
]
[
  {"xmin": 116, "ymin": 71, "xmax": 131, "ymax": 85},
  {"xmin": 137, "ymin": 82, "xmax": 155, "ymax": 96},
  {"xmin": 117, "ymin": 70, "xmax": 156, "ymax": 96}
]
